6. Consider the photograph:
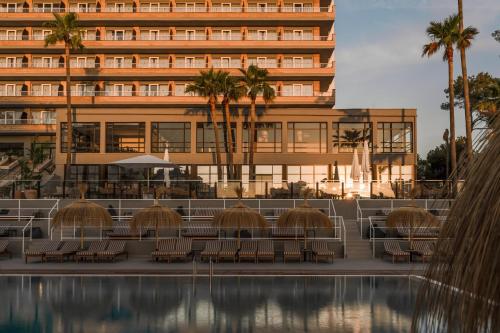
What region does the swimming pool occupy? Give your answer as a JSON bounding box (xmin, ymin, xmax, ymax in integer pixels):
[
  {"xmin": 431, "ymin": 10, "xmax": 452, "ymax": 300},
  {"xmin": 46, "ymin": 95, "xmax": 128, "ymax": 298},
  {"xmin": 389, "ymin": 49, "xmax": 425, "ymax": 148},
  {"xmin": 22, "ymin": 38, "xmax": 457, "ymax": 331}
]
[{"xmin": 0, "ymin": 276, "xmax": 419, "ymax": 333}]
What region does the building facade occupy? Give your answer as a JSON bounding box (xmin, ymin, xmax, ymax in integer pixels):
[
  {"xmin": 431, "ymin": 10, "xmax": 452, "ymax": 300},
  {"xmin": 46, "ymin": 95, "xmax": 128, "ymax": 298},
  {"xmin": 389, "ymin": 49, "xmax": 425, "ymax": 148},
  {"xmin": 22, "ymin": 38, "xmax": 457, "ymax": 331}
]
[{"xmin": 0, "ymin": 0, "xmax": 416, "ymax": 197}]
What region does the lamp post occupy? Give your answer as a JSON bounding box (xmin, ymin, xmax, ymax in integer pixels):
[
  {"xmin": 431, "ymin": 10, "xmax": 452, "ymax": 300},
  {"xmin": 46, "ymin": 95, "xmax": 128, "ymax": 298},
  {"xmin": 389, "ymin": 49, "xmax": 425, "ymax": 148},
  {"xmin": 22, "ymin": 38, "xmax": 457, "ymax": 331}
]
[{"xmin": 443, "ymin": 128, "xmax": 450, "ymax": 180}]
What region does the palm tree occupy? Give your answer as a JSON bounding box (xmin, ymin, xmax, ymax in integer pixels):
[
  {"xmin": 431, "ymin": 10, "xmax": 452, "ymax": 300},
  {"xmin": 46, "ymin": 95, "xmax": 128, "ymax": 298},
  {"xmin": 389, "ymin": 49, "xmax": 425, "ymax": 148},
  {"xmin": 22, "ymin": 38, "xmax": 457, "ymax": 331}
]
[
  {"xmin": 340, "ymin": 129, "xmax": 362, "ymax": 149},
  {"xmin": 456, "ymin": 0, "xmax": 479, "ymax": 161},
  {"xmin": 239, "ymin": 65, "xmax": 275, "ymax": 181},
  {"xmin": 220, "ymin": 73, "xmax": 245, "ymax": 180},
  {"xmin": 44, "ymin": 13, "xmax": 84, "ymax": 173},
  {"xmin": 186, "ymin": 68, "xmax": 225, "ymax": 180},
  {"xmin": 423, "ymin": 15, "xmax": 460, "ymax": 175}
]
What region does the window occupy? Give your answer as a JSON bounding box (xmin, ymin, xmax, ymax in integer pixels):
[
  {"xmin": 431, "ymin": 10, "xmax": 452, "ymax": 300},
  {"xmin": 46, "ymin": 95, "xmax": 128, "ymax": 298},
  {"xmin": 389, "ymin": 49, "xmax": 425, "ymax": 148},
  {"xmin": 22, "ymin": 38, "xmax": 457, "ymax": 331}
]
[
  {"xmin": 288, "ymin": 165, "xmax": 329, "ymax": 188},
  {"xmin": 148, "ymin": 57, "xmax": 159, "ymax": 68},
  {"xmin": 113, "ymin": 84, "xmax": 124, "ymax": 96},
  {"xmin": 292, "ymin": 84, "xmax": 303, "ymax": 96},
  {"xmin": 293, "ymin": 3, "xmax": 303, "ymax": 12},
  {"xmin": 257, "ymin": 30, "xmax": 267, "ymax": 40},
  {"xmin": 77, "ymin": 3, "xmax": 88, "ymax": 12},
  {"xmin": 7, "ymin": 3, "xmax": 17, "ymax": 12},
  {"xmin": 113, "ymin": 30, "xmax": 124, "ymax": 40},
  {"xmin": 6, "ymin": 57, "xmax": 16, "ymax": 68},
  {"xmin": 220, "ymin": 57, "xmax": 231, "ymax": 68},
  {"xmin": 221, "ymin": 3, "xmax": 231, "ymax": 12},
  {"xmin": 185, "ymin": 57, "xmax": 195, "ymax": 68},
  {"xmin": 292, "ymin": 57, "xmax": 303, "ymax": 68},
  {"xmin": 113, "ymin": 57, "xmax": 124, "ymax": 68},
  {"xmin": 61, "ymin": 122, "xmax": 100, "ymax": 153},
  {"xmin": 5, "ymin": 84, "xmax": 16, "ymax": 96},
  {"xmin": 242, "ymin": 165, "xmax": 283, "ymax": 195},
  {"xmin": 257, "ymin": 3, "xmax": 267, "ymax": 12},
  {"xmin": 243, "ymin": 122, "xmax": 282, "ymax": 152},
  {"xmin": 293, "ymin": 30, "xmax": 303, "ymax": 40},
  {"xmin": 221, "ymin": 30, "xmax": 231, "ymax": 40},
  {"xmin": 287, "ymin": 122, "xmax": 327, "ymax": 153},
  {"xmin": 41, "ymin": 84, "xmax": 52, "ymax": 96},
  {"xmin": 76, "ymin": 57, "xmax": 87, "ymax": 68},
  {"xmin": 256, "ymin": 57, "xmax": 267, "ymax": 67},
  {"xmin": 6, "ymin": 30, "xmax": 16, "ymax": 40},
  {"xmin": 377, "ymin": 122, "xmax": 413, "ymax": 153},
  {"xmin": 75, "ymin": 84, "xmax": 87, "ymax": 96},
  {"xmin": 41, "ymin": 57, "xmax": 52, "ymax": 68},
  {"xmin": 80, "ymin": 30, "xmax": 88, "ymax": 40},
  {"xmin": 147, "ymin": 84, "xmax": 159, "ymax": 96},
  {"xmin": 196, "ymin": 122, "xmax": 236, "ymax": 153},
  {"xmin": 42, "ymin": 3, "xmax": 53, "ymax": 12},
  {"xmin": 42, "ymin": 30, "xmax": 51, "ymax": 39},
  {"xmin": 149, "ymin": 30, "xmax": 159, "ymax": 40},
  {"xmin": 151, "ymin": 122, "xmax": 191, "ymax": 153},
  {"xmin": 185, "ymin": 30, "xmax": 196, "ymax": 40},
  {"xmin": 0, "ymin": 111, "xmax": 18, "ymax": 124},
  {"xmin": 106, "ymin": 122, "xmax": 145, "ymax": 153},
  {"xmin": 115, "ymin": 3, "xmax": 125, "ymax": 12},
  {"xmin": 184, "ymin": 3, "xmax": 195, "ymax": 12},
  {"xmin": 332, "ymin": 122, "xmax": 372, "ymax": 153},
  {"xmin": 149, "ymin": 3, "xmax": 160, "ymax": 11}
]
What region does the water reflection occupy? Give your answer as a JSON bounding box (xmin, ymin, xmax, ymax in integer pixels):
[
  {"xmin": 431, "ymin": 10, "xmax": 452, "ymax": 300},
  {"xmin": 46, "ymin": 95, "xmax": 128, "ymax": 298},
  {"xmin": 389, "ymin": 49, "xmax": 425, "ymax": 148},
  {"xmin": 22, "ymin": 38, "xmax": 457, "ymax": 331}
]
[{"xmin": 0, "ymin": 276, "xmax": 418, "ymax": 333}]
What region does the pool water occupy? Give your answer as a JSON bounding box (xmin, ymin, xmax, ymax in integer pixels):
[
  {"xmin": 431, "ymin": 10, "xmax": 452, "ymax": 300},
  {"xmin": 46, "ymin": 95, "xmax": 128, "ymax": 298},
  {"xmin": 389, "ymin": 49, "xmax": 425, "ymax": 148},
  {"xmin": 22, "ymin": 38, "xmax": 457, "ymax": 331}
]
[{"xmin": 0, "ymin": 276, "xmax": 420, "ymax": 333}]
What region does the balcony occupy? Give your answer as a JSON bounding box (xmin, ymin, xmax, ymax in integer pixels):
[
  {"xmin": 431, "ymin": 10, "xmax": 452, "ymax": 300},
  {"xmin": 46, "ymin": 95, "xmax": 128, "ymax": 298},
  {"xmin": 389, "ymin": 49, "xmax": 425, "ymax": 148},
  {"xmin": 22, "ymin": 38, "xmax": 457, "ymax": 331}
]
[{"xmin": 0, "ymin": 118, "xmax": 56, "ymax": 134}]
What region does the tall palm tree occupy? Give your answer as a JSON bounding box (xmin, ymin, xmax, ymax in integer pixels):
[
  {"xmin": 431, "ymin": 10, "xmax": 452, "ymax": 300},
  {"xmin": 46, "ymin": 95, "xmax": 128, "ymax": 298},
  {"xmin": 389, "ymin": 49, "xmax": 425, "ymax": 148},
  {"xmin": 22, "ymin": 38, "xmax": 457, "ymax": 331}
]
[
  {"xmin": 44, "ymin": 13, "xmax": 84, "ymax": 172},
  {"xmin": 220, "ymin": 72, "xmax": 245, "ymax": 180},
  {"xmin": 186, "ymin": 68, "xmax": 225, "ymax": 180},
  {"xmin": 239, "ymin": 65, "xmax": 275, "ymax": 181},
  {"xmin": 456, "ymin": 0, "xmax": 479, "ymax": 160},
  {"xmin": 423, "ymin": 15, "xmax": 460, "ymax": 175}
]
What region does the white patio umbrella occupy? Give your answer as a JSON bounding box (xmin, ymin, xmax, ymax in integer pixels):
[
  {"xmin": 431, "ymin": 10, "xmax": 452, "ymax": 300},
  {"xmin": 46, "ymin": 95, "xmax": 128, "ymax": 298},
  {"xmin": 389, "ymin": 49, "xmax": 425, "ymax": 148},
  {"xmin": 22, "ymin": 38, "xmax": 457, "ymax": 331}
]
[
  {"xmin": 163, "ymin": 147, "xmax": 171, "ymax": 188},
  {"xmin": 109, "ymin": 155, "xmax": 177, "ymax": 187},
  {"xmin": 361, "ymin": 140, "xmax": 371, "ymax": 182},
  {"xmin": 350, "ymin": 147, "xmax": 361, "ymax": 182}
]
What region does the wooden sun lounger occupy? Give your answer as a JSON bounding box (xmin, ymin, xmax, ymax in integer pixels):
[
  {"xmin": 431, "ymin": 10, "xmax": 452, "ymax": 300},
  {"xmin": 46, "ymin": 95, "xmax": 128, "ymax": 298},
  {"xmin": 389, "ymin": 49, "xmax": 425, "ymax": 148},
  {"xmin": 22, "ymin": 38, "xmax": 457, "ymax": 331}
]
[
  {"xmin": 283, "ymin": 241, "xmax": 302, "ymax": 263},
  {"xmin": 218, "ymin": 240, "xmax": 239, "ymax": 263},
  {"xmin": 96, "ymin": 240, "xmax": 128, "ymax": 262},
  {"xmin": 0, "ymin": 240, "xmax": 11, "ymax": 259},
  {"xmin": 151, "ymin": 239, "xmax": 177, "ymax": 262},
  {"xmin": 311, "ymin": 240, "xmax": 335, "ymax": 263},
  {"xmin": 45, "ymin": 241, "xmax": 80, "ymax": 263},
  {"xmin": 170, "ymin": 238, "xmax": 193, "ymax": 262},
  {"xmin": 271, "ymin": 227, "xmax": 304, "ymax": 238},
  {"xmin": 384, "ymin": 240, "xmax": 410, "ymax": 263},
  {"xmin": 181, "ymin": 224, "xmax": 218, "ymax": 238},
  {"xmin": 413, "ymin": 241, "xmax": 434, "ymax": 262},
  {"xmin": 257, "ymin": 240, "xmax": 275, "ymax": 263},
  {"xmin": 75, "ymin": 240, "xmax": 108, "ymax": 262},
  {"xmin": 200, "ymin": 240, "xmax": 221, "ymax": 262},
  {"xmin": 238, "ymin": 240, "xmax": 258, "ymax": 263},
  {"xmin": 25, "ymin": 240, "xmax": 61, "ymax": 263}
]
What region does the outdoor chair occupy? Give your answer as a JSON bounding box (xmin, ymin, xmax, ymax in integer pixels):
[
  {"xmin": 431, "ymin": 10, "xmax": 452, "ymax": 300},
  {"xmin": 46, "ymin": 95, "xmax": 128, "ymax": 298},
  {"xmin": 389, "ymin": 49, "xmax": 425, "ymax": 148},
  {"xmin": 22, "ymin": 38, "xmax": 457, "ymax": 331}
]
[
  {"xmin": 45, "ymin": 241, "xmax": 80, "ymax": 262},
  {"xmin": 0, "ymin": 240, "xmax": 11, "ymax": 259},
  {"xmin": 151, "ymin": 239, "xmax": 177, "ymax": 262},
  {"xmin": 238, "ymin": 240, "xmax": 258, "ymax": 263},
  {"xmin": 272, "ymin": 227, "xmax": 304, "ymax": 239},
  {"xmin": 96, "ymin": 240, "xmax": 128, "ymax": 262},
  {"xmin": 170, "ymin": 238, "xmax": 193, "ymax": 262},
  {"xmin": 200, "ymin": 240, "xmax": 221, "ymax": 262},
  {"xmin": 283, "ymin": 241, "xmax": 302, "ymax": 263},
  {"xmin": 181, "ymin": 224, "xmax": 218, "ymax": 238},
  {"xmin": 256, "ymin": 240, "xmax": 275, "ymax": 263},
  {"xmin": 311, "ymin": 240, "xmax": 335, "ymax": 263},
  {"xmin": 413, "ymin": 241, "xmax": 434, "ymax": 262},
  {"xmin": 75, "ymin": 240, "xmax": 108, "ymax": 262},
  {"xmin": 384, "ymin": 240, "xmax": 410, "ymax": 263},
  {"xmin": 24, "ymin": 240, "xmax": 62, "ymax": 263},
  {"xmin": 218, "ymin": 240, "xmax": 238, "ymax": 263}
]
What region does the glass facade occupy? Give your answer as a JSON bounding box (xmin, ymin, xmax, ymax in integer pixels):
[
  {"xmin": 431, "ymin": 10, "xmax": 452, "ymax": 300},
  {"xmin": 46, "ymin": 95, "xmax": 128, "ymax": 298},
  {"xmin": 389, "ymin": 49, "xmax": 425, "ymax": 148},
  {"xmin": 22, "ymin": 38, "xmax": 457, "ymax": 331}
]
[
  {"xmin": 151, "ymin": 122, "xmax": 191, "ymax": 153},
  {"xmin": 332, "ymin": 122, "xmax": 371, "ymax": 153},
  {"xmin": 242, "ymin": 122, "xmax": 282, "ymax": 153},
  {"xmin": 287, "ymin": 122, "xmax": 327, "ymax": 153},
  {"xmin": 287, "ymin": 165, "xmax": 329, "ymax": 188},
  {"xmin": 242, "ymin": 165, "xmax": 283, "ymax": 195},
  {"xmin": 106, "ymin": 122, "xmax": 145, "ymax": 153},
  {"xmin": 61, "ymin": 122, "xmax": 100, "ymax": 153},
  {"xmin": 196, "ymin": 122, "xmax": 236, "ymax": 153},
  {"xmin": 377, "ymin": 122, "xmax": 413, "ymax": 153}
]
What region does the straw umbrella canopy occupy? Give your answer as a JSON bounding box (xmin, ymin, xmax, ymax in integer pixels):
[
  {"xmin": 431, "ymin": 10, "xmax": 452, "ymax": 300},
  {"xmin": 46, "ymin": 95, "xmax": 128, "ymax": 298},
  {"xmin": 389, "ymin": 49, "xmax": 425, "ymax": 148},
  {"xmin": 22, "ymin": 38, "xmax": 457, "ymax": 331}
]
[
  {"xmin": 212, "ymin": 188, "xmax": 267, "ymax": 247},
  {"xmin": 277, "ymin": 188, "xmax": 332, "ymax": 249},
  {"xmin": 386, "ymin": 206, "xmax": 440, "ymax": 249},
  {"xmin": 51, "ymin": 185, "xmax": 112, "ymax": 248},
  {"xmin": 130, "ymin": 187, "xmax": 182, "ymax": 249}
]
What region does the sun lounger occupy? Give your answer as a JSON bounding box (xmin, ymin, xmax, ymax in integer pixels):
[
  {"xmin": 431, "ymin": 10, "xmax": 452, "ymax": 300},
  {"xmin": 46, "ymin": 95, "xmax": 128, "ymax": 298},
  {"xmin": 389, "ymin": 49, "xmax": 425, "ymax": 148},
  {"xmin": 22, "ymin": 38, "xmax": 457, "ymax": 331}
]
[
  {"xmin": 271, "ymin": 227, "xmax": 304, "ymax": 238},
  {"xmin": 0, "ymin": 240, "xmax": 11, "ymax": 259},
  {"xmin": 413, "ymin": 241, "xmax": 434, "ymax": 262},
  {"xmin": 238, "ymin": 240, "xmax": 258, "ymax": 263},
  {"xmin": 170, "ymin": 238, "xmax": 193, "ymax": 262},
  {"xmin": 283, "ymin": 241, "xmax": 302, "ymax": 263},
  {"xmin": 45, "ymin": 241, "xmax": 80, "ymax": 262},
  {"xmin": 151, "ymin": 239, "xmax": 177, "ymax": 262},
  {"xmin": 311, "ymin": 240, "xmax": 335, "ymax": 263},
  {"xmin": 218, "ymin": 240, "xmax": 239, "ymax": 263},
  {"xmin": 96, "ymin": 240, "xmax": 128, "ymax": 262},
  {"xmin": 200, "ymin": 240, "xmax": 221, "ymax": 262},
  {"xmin": 181, "ymin": 224, "xmax": 218, "ymax": 238},
  {"xmin": 75, "ymin": 240, "xmax": 108, "ymax": 262},
  {"xmin": 24, "ymin": 240, "xmax": 61, "ymax": 263},
  {"xmin": 256, "ymin": 240, "xmax": 275, "ymax": 263},
  {"xmin": 384, "ymin": 240, "xmax": 410, "ymax": 263}
]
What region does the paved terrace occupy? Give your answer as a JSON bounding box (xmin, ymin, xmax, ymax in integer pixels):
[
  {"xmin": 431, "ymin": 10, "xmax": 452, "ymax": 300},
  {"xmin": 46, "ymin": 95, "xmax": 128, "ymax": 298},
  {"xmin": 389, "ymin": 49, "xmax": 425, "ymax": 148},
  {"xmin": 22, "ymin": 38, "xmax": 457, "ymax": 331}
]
[{"xmin": 0, "ymin": 258, "xmax": 426, "ymax": 276}]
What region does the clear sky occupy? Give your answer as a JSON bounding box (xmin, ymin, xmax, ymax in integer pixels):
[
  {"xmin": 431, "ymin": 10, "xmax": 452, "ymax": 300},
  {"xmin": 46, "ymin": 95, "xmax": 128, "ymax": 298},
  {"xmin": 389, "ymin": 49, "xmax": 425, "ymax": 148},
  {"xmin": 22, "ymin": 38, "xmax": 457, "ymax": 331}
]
[{"xmin": 334, "ymin": 0, "xmax": 500, "ymax": 155}]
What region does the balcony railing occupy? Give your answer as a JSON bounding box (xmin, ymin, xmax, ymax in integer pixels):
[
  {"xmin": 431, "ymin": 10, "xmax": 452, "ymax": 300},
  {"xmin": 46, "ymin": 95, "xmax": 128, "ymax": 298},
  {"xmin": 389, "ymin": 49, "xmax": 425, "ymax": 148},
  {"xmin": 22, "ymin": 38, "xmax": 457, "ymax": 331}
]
[{"xmin": 0, "ymin": 118, "xmax": 56, "ymax": 125}]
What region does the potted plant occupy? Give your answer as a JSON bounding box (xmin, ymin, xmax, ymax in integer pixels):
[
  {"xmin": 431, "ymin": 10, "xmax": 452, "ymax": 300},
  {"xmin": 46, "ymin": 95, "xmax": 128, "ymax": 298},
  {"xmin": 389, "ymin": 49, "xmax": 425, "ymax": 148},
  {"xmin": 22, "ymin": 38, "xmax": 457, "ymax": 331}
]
[{"xmin": 18, "ymin": 159, "xmax": 42, "ymax": 199}]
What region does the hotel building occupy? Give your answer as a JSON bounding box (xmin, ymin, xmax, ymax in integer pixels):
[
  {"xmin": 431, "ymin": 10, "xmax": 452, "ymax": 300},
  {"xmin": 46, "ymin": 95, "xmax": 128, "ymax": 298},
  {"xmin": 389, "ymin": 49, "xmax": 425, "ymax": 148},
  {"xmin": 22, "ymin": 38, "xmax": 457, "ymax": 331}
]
[{"xmin": 0, "ymin": 0, "xmax": 416, "ymax": 196}]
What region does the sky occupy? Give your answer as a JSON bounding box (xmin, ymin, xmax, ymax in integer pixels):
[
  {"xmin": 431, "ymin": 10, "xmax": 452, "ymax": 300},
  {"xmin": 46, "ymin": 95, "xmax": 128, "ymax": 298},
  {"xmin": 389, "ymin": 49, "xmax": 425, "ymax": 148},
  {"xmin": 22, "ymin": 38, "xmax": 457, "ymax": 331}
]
[{"xmin": 334, "ymin": 0, "xmax": 500, "ymax": 155}]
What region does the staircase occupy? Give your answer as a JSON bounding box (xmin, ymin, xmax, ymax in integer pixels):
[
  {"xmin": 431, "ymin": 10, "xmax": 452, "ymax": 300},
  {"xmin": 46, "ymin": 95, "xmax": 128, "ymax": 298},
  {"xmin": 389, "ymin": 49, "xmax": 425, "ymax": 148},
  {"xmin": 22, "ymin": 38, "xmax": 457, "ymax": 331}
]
[{"xmin": 344, "ymin": 219, "xmax": 372, "ymax": 259}]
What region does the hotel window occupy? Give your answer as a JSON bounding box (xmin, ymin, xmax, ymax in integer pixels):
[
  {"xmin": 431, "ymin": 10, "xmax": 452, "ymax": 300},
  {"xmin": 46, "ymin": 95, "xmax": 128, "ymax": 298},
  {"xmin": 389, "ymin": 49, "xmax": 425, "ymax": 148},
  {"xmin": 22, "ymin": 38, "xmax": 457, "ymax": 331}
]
[
  {"xmin": 42, "ymin": 30, "xmax": 51, "ymax": 39},
  {"xmin": 6, "ymin": 57, "xmax": 16, "ymax": 68},
  {"xmin": 80, "ymin": 30, "xmax": 88, "ymax": 40},
  {"xmin": 293, "ymin": 3, "xmax": 303, "ymax": 12},
  {"xmin": 115, "ymin": 3, "xmax": 125, "ymax": 12},
  {"xmin": 257, "ymin": 3, "xmax": 267, "ymax": 12},
  {"xmin": 184, "ymin": 3, "xmax": 195, "ymax": 12},
  {"xmin": 292, "ymin": 57, "xmax": 303, "ymax": 68},
  {"xmin": 332, "ymin": 122, "xmax": 372, "ymax": 153},
  {"xmin": 76, "ymin": 57, "xmax": 87, "ymax": 68},
  {"xmin": 149, "ymin": 30, "xmax": 159, "ymax": 40},
  {"xmin": 288, "ymin": 165, "xmax": 329, "ymax": 188},
  {"xmin": 74, "ymin": 84, "xmax": 87, "ymax": 96},
  {"xmin": 185, "ymin": 30, "xmax": 196, "ymax": 40},
  {"xmin": 287, "ymin": 122, "xmax": 327, "ymax": 153},
  {"xmin": 221, "ymin": 3, "xmax": 231, "ymax": 12},
  {"xmin": 151, "ymin": 122, "xmax": 191, "ymax": 153},
  {"xmin": 242, "ymin": 165, "xmax": 283, "ymax": 195},
  {"xmin": 220, "ymin": 57, "xmax": 231, "ymax": 68},
  {"xmin": 257, "ymin": 57, "xmax": 267, "ymax": 67},
  {"xmin": 112, "ymin": 30, "xmax": 125, "ymax": 41},
  {"xmin": 196, "ymin": 122, "xmax": 236, "ymax": 153},
  {"xmin": 0, "ymin": 111, "xmax": 19, "ymax": 124},
  {"xmin": 4, "ymin": 84, "xmax": 16, "ymax": 96},
  {"xmin": 113, "ymin": 84, "xmax": 125, "ymax": 96},
  {"xmin": 113, "ymin": 57, "xmax": 124, "ymax": 68},
  {"xmin": 106, "ymin": 122, "xmax": 145, "ymax": 153},
  {"xmin": 77, "ymin": 3, "xmax": 88, "ymax": 12},
  {"xmin": 197, "ymin": 165, "xmax": 226, "ymax": 185},
  {"xmin": 257, "ymin": 30, "xmax": 267, "ymax": 40},
  {"xmin": 61, "ymin": 122, "xmax": 100, "ymax": 153},
  {"xmin": 185, "ymin": 57, "xmax": 195, "ymax": 68},
  {"xmin": 148, "ymin": 57, "xmax": 159, "ymax": 68},
  {"xmin": 377, "ymin": 122, "xmax": 413, "ymax": 153},
  {"xmin": 41, "ymin": 84, "xmax": 52, "ymax": 96},
  {"xmin": 377, "ymin": 165, "xmax": 413, "ymax": 182},
  {"xmin": 221, "ymin": 30, "xmax": 231, "ymax": 40},
  {"xmin": 243, "ymin": 122, "xmax": 282, "ymax": 152},
  {"xmin": 293, "ymin": 30, "xmax": 303, "ymax": 40},
  {"xmin": 6, "ymin": 3, "xmax": 17, "ymax": 12},
  {"xmin": 147, "ymin": 84, "xmax": 159, "ymax": 96},
  {"xmin": 6, "ymin": 30, "xmax": 17, "ymax": 40},
  {"xmin": 41, "ymin": 57, "xmax": 52, "ymax": 68}
]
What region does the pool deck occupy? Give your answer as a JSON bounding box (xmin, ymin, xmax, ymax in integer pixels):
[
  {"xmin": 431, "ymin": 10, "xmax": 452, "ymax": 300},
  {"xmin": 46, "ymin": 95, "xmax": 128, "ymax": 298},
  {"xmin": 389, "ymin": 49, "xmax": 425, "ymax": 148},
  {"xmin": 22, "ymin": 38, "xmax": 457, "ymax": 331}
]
[{"xmin": 0, "ymin": 258, "xmax": 426, "ymax": 276}]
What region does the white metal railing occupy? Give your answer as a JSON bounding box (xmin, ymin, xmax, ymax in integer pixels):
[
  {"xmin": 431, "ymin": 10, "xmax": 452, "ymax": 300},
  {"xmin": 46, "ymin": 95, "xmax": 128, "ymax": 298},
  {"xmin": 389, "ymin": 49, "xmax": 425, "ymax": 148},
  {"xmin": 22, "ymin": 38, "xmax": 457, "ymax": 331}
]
[
  {"xmin": 21, "ymin": 215, "xmax": 34, "ymax": 254},
  {"xmin": 0, "ymin": 118, "xmax": 56, "ymax": 125}
]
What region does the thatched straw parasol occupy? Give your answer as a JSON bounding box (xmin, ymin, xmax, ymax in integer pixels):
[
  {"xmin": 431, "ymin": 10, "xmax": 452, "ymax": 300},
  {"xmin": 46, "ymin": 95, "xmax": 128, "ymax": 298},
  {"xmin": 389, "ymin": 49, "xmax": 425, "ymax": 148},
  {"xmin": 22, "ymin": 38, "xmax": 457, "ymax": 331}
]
[
  {"xmin": 130, "ymin": 187, "xmax": 182, "ymax": 249},
  {"xmin": 386, "ymin": 205, "xmax": 440, "ymax": 249},
  {"xmin": 213, "ymin": 188, "xmax": 267, "ymax": 247},
  {"xmin": 277, "ymin": 188, "xmax": 332, "ymax": 249},
  {"xmin": 51, "ymin": 184, "xmax": 112, "ymax": 248},
  {"xmin": 412, "ymin": 116, "xmax": 500, "ymax": 333}
]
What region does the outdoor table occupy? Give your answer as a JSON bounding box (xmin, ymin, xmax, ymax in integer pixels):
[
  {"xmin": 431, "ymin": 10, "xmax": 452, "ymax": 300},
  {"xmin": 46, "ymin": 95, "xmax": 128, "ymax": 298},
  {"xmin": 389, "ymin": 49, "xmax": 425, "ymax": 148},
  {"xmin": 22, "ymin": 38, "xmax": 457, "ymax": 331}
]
[{"xmin": 302, "ymin": 248, "xmax": 313, "ymax": 262}]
